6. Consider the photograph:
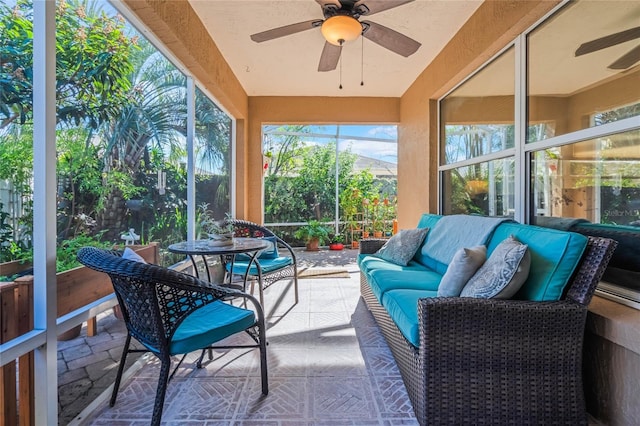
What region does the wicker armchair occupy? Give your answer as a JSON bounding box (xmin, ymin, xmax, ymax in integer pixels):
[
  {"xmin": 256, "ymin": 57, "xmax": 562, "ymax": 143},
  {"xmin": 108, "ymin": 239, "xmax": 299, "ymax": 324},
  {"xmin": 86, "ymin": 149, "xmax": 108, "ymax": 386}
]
[
  {"xmin": 359, "ymin": 236, "xmax": 617, "ymax": 425},
  {"xmin": 77, "ymin": 247, "xmax": 268, "ymax": 426},
  {"xmin": 224, "ymin": 219, "xmax": 299, "ymax": 307}
]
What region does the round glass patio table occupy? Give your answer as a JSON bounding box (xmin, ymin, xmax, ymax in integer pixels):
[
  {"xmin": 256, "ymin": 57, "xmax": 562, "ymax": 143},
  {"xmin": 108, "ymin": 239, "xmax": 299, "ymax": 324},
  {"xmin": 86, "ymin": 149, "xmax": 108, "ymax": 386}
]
[{"xmin": 168, "ymin": 237, "xmax": 269, "ymax": 290}]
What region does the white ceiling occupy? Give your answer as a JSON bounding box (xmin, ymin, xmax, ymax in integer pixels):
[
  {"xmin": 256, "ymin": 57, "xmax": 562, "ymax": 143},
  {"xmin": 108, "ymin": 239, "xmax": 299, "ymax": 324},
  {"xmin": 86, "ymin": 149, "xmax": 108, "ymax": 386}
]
[{"xmin": 188, "ymin": 0, "xmax": 483, "ymax": 97}]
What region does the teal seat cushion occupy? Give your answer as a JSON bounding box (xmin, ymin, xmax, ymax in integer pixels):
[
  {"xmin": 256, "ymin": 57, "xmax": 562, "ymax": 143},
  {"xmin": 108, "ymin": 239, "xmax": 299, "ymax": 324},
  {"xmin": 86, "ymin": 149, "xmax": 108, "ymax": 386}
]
[
  {"xmin": 359, "ymin": 255, "xmax": 428, "ymax": 274},
  {"xmin": 226, "ymin": 256, "xmax": 293, "ymax": 276},
  {"xmin": 169, "ymin": 300, "xmax": 256, "ymax": 355},
  {"xmin": 413, "ymin": 214, "xmax": 447, "ymax": 272},
  {"xmin": 368, "ymin": 269, "xmax": 441, "ymax": 303},
  {"xmin": 382, "ymin": 289, "xmax": 438, "ymax": 348},
  {"xmin": 488, "ymin": 223, "xmax": 587, "ymax": 301}
]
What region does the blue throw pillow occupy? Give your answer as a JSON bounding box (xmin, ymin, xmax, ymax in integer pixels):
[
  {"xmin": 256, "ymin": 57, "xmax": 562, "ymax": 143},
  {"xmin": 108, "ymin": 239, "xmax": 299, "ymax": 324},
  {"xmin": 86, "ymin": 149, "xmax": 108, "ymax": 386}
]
[{"xmin": 374, "ymin": 228, "xmax": 429, "ymax": 266}]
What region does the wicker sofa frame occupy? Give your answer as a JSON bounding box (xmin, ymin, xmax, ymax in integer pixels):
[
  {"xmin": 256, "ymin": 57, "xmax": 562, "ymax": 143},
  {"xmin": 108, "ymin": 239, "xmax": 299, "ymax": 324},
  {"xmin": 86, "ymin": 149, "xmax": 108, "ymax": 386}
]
[
  {"xmin": 226, "ymin": 219, "xmax": 299, "ymax": 307},
  {"xmin": 359, "ymin": 235, "xmax": 617, "ymax": 425}
]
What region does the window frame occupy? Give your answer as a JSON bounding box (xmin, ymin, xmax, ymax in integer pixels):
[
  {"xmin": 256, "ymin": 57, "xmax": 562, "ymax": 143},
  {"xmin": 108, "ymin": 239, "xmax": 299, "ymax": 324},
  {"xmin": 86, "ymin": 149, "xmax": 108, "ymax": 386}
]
[{"xmin": 437, "ymin": 0, "xmax": 640, "ymax": 308}]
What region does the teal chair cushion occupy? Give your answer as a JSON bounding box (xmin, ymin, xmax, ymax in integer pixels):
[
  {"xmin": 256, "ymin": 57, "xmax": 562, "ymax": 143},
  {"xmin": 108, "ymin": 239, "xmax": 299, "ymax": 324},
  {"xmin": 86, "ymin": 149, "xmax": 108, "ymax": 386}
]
[
  {"xmin": 489, "ymin": 223, "xmax": 588, "ymax": 301},
  {"xmin": 368, "ymin": 269, "xmax": 441, "ymax": 304},
  {"xmin": 226, "ymin": 256, "xmax": 293, "ymax": 276},
  {"xmin": 236, "ymin": 236, "xmax": 279, "ymax": 261},
  {"xmin": 382, "ymin": 288, "xmax": 438, "ymax": 347},
  {"xmin": 169, "ymin": 300, "xmax": 256, "ymax": 355}
]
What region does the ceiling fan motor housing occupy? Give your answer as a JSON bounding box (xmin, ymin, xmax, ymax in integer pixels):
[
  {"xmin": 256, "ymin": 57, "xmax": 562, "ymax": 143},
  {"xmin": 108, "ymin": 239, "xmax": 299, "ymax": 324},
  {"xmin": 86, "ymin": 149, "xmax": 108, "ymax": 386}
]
[{"xmin": 321, "ymin": 14, "xmax": 363, "ymax": 45}]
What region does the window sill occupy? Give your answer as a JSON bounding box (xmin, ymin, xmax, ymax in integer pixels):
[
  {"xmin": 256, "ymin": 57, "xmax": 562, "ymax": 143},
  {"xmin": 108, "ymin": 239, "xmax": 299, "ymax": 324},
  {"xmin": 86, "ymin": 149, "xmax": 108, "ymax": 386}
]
[{"xmin": 587, "ymin": 295, "xmax": 640, "ymax": 356}]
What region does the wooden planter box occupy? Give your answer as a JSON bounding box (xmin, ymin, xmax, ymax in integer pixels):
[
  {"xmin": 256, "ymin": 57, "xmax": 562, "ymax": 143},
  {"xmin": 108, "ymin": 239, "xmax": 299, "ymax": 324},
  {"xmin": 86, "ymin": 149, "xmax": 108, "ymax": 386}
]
[
  {"xmin": 2, "ymin": 243, "xmax": 159, "ymax": 339},
  {"xmin": 0, "ymin": 243, "xmax": 159, "ymax": 425}
]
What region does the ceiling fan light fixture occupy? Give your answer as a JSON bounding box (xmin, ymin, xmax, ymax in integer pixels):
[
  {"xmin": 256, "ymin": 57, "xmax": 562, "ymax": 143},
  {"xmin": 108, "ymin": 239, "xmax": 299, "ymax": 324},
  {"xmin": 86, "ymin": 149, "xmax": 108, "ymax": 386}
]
[{"xmin": 321, "ymin": 15, "xmax": 362, "ymax": 46}]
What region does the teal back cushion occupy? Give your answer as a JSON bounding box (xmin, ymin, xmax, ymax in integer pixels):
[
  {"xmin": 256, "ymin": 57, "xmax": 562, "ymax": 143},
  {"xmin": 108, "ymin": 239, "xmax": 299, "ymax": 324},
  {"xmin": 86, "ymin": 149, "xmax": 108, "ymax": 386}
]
[
  {"xmin": 413, "ymin": 214, "xmax": 446, "ymax": 271},
  {"xmin": 488, "ymin": 223, "xmax": 587, "ymax": 301}
]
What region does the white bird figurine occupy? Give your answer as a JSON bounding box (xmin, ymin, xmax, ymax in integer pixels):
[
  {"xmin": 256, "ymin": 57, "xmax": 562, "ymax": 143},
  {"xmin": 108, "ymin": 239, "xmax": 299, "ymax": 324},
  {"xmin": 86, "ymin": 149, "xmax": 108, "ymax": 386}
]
[{"xmin": 121, "ymin": 228, "xmax": 140, "ymax": 246}]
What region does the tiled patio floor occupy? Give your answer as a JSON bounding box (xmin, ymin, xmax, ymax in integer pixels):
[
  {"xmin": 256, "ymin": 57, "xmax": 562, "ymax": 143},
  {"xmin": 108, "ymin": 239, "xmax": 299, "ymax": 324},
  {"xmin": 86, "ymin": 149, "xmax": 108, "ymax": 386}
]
[{"xmin": 70, "ymin": 249, "xmax": 418, "ymax": 425}]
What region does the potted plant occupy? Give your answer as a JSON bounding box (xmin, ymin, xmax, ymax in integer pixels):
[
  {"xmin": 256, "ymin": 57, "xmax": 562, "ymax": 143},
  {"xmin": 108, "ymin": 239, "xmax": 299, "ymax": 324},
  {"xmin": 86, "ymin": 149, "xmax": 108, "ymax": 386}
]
[
  {"xmin": 328, "ymin": 234, "xmax": 344, "ymax": 251},
  {"xmin": 198, "ymin": 205, "xmax": 234, "ymax": 246},
  {"xmin": 294, "ymin": 220, "xmax": 330, "ymax": 251}
]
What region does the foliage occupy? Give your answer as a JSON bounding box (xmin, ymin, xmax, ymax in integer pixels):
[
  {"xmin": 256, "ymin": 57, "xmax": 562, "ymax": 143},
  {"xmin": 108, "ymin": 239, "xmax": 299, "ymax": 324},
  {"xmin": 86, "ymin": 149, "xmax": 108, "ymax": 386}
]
[
  {"xmin": 264, "ymin": 133, "xmax": 370, "ymax": 223},
  {"xmin": 14, "ymin": 231, "xmax": 112, "ymax": 273},
  {"xmin": 0, "ymin": 0, "xmax": 137, "ymax": 129},
  {"xmin": 329, "ymin": 233, "xmax": 344, "ymax": 244},
  {"xmin": 197, "ymin": 204, "xmax": 233, "ymax": 237},
  {"xmin": 294, "ymin": 220, "xmax": 330, "ymax": 245}
]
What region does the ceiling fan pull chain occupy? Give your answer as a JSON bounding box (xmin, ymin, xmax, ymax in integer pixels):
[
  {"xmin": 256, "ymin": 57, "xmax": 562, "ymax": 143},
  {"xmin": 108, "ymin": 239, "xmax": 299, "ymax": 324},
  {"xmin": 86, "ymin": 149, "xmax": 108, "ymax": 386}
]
[
  {"xmin": 339, "ymin": 40, "xmax": 344, "ymax": 89},
  {"xmin": 361, "ymin": 36, "xmax": 364, "ymax": 86}
]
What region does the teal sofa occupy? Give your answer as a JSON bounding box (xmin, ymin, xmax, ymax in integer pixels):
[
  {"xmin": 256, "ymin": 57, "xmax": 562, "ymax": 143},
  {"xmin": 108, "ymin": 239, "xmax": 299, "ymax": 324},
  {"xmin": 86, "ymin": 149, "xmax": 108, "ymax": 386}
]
[{"xmin": 358, "ymin": 214, "xmax": 617, "ymax": 425}]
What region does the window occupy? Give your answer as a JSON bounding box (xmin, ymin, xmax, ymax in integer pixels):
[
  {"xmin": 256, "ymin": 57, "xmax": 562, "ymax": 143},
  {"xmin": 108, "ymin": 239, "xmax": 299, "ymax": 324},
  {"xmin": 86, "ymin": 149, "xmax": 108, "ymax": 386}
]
[
  {"xmin": 441, "ymin": 48, "xmax": 515, "ymax": 164},
  {"xmin": 263, "ymin": 124, "xmax": 397, "ymax": 243},
  {"xmin": 440, "ymin": 48, "xmax": 515, "ymax": 216},
  {"xmin": 440, "ymin": 1, "xmax": 640, "ymax": 306}
]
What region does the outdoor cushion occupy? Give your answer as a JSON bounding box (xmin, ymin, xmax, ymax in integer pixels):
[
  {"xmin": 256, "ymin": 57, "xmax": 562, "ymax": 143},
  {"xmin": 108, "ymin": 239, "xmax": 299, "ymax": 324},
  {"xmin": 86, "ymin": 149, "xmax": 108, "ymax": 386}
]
[
  {"xmin": 382, "ymin": 288, "xmax": 438, "ymax": 348},
  {"xmin": 461, "ymin": 236, "xmax": 530, "ymax": 299},
  {"xmin": 412, "ymin": 214, "xmax": 444, "ymax": 269},
  {"xmin": 368, "ymin": 269, "xmax": 442, "ymax": 303},
  {"xmin": 236, "ymin": 236, "xmax": 279, "ymax": 261},
  {"xmin": 226, "ymin": 256, "xmax": 293, "ymax": 276},
  {"xmin": 122, "ymin": 247, "xmax": 147, "ymax": 263},
  {"xmin": 373, "ymin": 228, "xmax": 429, "ymax": 266},
  {"xmin": 169, "ymin": 300, "xmax": 256, "ymax": 355},
  {"xmin": 358, "ymin": 255, "xmax": 428, "ymax": 274},
  {"xmin": 489, "ymin": 223, "xmax": 587, "ymax": 301},
  {"xmin": 437, "ymin": 245, "xmax": 486, "ymax": 297}
]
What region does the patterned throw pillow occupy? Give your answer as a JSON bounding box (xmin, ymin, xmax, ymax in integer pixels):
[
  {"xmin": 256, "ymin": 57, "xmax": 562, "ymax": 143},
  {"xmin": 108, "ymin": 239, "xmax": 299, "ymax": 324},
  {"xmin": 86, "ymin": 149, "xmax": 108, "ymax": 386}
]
[
  {"xmin": 437, "ymin": 245, "xmax": 487, "ymax": 297},
  {"xmin": 461, "ymin": 235, "xmax": 530, "ymax": 299},
  {"xmin": 375, "ymin": 228, "xmax": 429, "ymax": 266}
]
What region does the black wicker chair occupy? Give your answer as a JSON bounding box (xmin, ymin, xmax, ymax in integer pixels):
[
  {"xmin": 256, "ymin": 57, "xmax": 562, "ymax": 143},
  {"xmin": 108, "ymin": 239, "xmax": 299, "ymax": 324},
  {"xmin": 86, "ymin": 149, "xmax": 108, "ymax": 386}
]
[
  {"xmin": 77, "ymin": 247, "xmax": 268, "ymax": 426},
  {"xmin": 359, "ymin": 236, "xmax": 617, "ymax": 425},
  {"xmin": 224, "ymin": 219, "xmax": 299, "ymax": 307}
]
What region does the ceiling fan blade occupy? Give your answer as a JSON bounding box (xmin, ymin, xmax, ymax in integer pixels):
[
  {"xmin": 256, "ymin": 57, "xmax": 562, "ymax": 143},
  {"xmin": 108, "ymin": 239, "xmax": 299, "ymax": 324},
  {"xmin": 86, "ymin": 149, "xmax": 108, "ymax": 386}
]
[
  {"xmin": 318, "ymin": 42, "xmax": 342, "ymax": 72},
  {"xmin": 250, "ymin": 20, "xmax": 322, "ymax": 43},
  {"xmin": 361, "ymin": 20, "xmax": 420, "ymax": 57},
  {"xmin": 575, "ymin": 26, "xmax": 640, "ymax": 56},
  {"xmin": 354, "ymin": 0, "xmax": 414, "ymax": 16},
  {"xmin": 609, "ymin": 45, "xmax": 640, "ymax": 70}
]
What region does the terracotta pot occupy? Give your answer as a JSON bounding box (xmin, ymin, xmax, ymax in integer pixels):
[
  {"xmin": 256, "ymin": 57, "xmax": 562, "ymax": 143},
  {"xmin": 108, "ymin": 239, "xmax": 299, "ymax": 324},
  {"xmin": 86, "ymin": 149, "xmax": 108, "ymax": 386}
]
[
  {"xmin": 351, "ymin": 241, "xmax": 360, "ymax": 249},
  {"xmin": 329, "ymin": 243, "xmax": 344, "ymax": 251},
  {"xmin": 362, "ymin": 231, "xmax": 370, "ymax": 239},
  {"xmin": 305, "ymin": 238, "xmax": 320, "ymax": 251},
  {"xmin": 373, "ymin": 231, "xmax": 383, "ymax": 238}
]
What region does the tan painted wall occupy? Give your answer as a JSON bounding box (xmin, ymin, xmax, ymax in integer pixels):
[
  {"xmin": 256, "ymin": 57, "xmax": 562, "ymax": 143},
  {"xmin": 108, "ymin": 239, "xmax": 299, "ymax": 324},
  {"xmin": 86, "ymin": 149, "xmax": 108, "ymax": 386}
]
[
  {"xmin": 247, "ymin": 96, "xmax": 400, "ymax": 223},
  {"xmin": 398, "ymin": 0, "xmax": 560, "ymax": 228}
]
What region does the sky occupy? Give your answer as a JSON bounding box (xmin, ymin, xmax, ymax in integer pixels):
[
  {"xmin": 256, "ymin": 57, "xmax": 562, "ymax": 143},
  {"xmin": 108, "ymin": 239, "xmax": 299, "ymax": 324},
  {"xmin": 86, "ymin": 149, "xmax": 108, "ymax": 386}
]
[{"xmin": 263, "ymin": 124, "xmax": 398, "ymax": 165}]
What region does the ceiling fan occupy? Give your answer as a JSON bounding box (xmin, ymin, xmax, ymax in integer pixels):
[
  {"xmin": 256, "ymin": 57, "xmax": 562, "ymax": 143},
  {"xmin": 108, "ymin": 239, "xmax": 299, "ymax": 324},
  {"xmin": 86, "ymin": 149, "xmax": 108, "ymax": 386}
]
[
  {"xmin": 250, "ymin": 0, "xmax": 421, "ymax": 72},
  {"xmin": 575, "ymin": 26, "xmax": 640, "ymax": 70}
]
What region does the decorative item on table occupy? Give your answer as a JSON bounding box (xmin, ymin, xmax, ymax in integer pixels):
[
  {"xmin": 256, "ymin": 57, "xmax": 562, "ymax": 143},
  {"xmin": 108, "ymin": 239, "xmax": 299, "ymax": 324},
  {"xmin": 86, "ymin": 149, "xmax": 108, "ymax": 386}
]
[{"xmin": 199, "ymin": 204, "xmax": 235, "ymax": 246}]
